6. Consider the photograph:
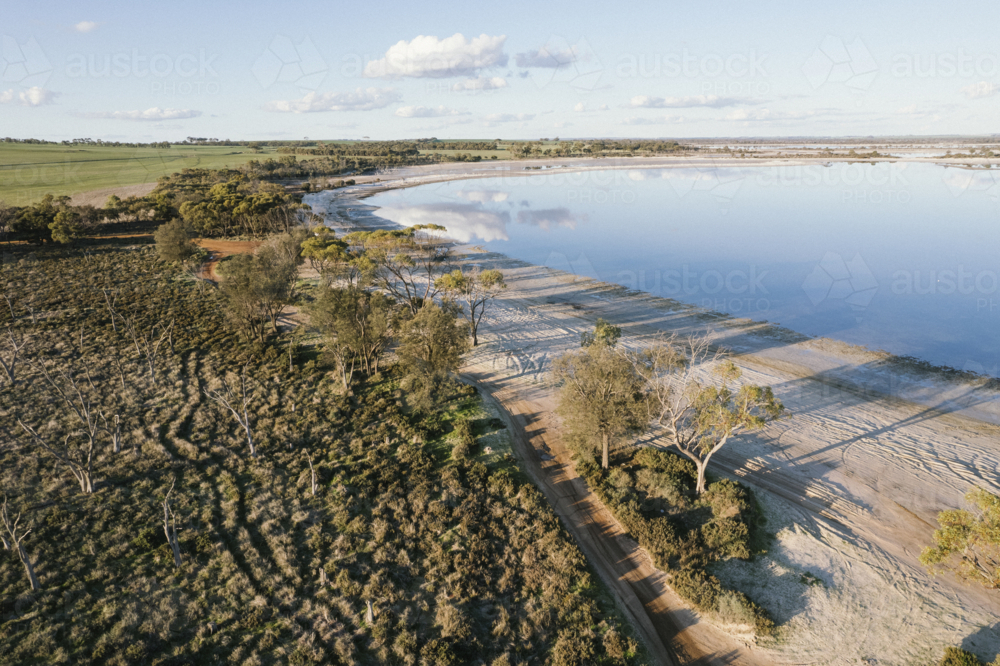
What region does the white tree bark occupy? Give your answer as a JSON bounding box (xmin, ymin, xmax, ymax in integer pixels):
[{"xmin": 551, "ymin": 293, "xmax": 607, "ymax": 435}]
[
  {"xmin": 1, "ymin": 496, "xmax": 40, "ymax": 591},
  {"xmin": 163, "ymin": 481, "xmax": 182, "ymax": 569},
  {"xmin": 203, "ymin": 364, "xmax": 256, "ymax": 457}
]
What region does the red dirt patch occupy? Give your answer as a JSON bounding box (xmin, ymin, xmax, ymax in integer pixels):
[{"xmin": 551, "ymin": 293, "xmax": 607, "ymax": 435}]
[{"xmin": 194, "ymin": 238, "xmax": 262, "ymax": 281}]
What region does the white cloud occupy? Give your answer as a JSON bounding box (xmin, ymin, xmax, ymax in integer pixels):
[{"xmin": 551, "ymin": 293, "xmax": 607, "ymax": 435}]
[
  {"xmin": 630, "ymin": 94, "xmax": 742, "ymax": 109},
  {"xmin": 961, "ymin": 81, "xmax": 997, "ymax": 99},
  {"xmin": 364, "ymin": 33, "xmax": 507, "ymax": 79},
  {"xmin": 574, "ymin": 102, "xmax": 585, "ymax": 112},
  {"xmin": 395, "ymin": 105, "xmax": 468, "ymax": 118},
  {"xmin": 621, "ymin": 115, "xmax": 684, "ymax": 125},
  {"xmin": 78, "ymin": 107, "xmax": 201, "ymax": 121},
  {"xmin": 74, "ymin": 21, "xmax": 99, "ymax": 33},
  {"xmin": 264, "ymin": 88, "xmax": 400, "ymax": 113},
  {"xmin": 0, "ymin": 87, "xmax": 59, "ymax": 106},
  {"xmin": 515, "ymin": 45, "xmax": 579, "ymax": 69},
  {"xmin": 896, "ymin": 104, "xmax": 918, "ymax": 114},
  {"xmin": 484, "ymin": 112, "xmax": 535, "ymax": 123},
  {"xmin": 452, "ymin": 76, "xmax": 507, "ymax": 91},
  {"xmin": 599, "ymin": 104, "xmax": 609, "ymax": 111}
]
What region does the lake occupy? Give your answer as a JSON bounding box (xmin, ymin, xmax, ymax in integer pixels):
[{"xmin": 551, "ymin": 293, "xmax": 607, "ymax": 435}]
[{"xmin": 362, "ymin": 162, "xmax": 1000, "ymax": 375}]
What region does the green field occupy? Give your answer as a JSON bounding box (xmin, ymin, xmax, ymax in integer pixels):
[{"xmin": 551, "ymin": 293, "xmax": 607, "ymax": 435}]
[{"xmin": 0, "ymin": 144, "xmax": 281, "ymax": 206}]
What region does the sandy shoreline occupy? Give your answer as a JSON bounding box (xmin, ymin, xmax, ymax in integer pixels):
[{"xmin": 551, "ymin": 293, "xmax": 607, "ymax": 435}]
[{"xmin": 306, "ymin": 156, "xmax": 1000, "ymax": 665}]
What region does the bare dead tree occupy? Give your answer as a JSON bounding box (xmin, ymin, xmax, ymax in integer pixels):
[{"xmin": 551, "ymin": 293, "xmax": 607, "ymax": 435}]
[
  {"xmin": 163, "ymin": 481, "xmax": 182, "ymax": 568},
  {"xmin": 109, "ymin": 346, "xmax": 128, "ymax": 390},
  {"xmin": 123, "ymin": 316, "xmax": 174, "ymax": 386},
  {"xmin": 2, "ymin": 291, "xmax": 17, "ymax": 323},
  {"xmin": 0, "ymin": 496, "xmax": 40, "ymax": 590},
  {"xmin": 102, "ymin": 288, "xmax": 121, "ymax": 333},
  {"xmin": 0, "ymin": 327, "xmax": 28, "ymax": 385},
  {"xmin": 18, "ymin": 422, "xmax": 96, "ymax": 494},
  {"xmin": 203, "ymin": 364, "xmax": 257, "ymax": 457},
  {"xmin": 307, "ymin": 454, "xmax": 317, "ymax": 497},
  {"xmin": 18, "ymin": 361, "xmax": 110, "ymax": 493},
  {"xmin": 100, "ymin": 411, "xmax": 124, "ymax": 454}
]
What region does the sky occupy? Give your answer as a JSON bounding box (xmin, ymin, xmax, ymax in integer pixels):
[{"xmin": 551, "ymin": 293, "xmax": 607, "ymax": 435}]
[{"xmin": 3, "ymin": 0, "xmax": 1000, "ymax": 141}]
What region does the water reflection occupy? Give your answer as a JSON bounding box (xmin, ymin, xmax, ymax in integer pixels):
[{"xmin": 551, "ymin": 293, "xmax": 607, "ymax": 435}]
[
  {"xmin": 516, "ymin": 207, "xmax": 583, "ymax": 230},
  {"xmin": 377, "ymin": 203, "xmax": 510, "ymax": 242}
]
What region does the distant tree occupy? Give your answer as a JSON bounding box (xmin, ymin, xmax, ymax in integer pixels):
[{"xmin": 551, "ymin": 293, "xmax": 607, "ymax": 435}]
[
  {"xmin": 435, "ymin": 266, "xmax": 506, "ymax": 345},
  {"xmin": 630, "ymin": 337, "xmax": 786, "ymax": 494},
  {"xmin": 553, "ymin": 338, "xmax": 647, "ymax": 470},
  {"xmin": 920, "ymin": 487, "xmax": 1000, "ymax": 589},
  {"xmin": 154, "ymin": 218, "xmax": 201, "ymax": 263},
  {"xmin": 397, "ymin": 302, "xmax": 470, "ymax": 410}
]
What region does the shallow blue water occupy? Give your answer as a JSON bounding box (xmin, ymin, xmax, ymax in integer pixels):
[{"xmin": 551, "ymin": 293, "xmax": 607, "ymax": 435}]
[{"xmin": 365, "ymin": 163, "xmax": 1000, "ymax": 374}]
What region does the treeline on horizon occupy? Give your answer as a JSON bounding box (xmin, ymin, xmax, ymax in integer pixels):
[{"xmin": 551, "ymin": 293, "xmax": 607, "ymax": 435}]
[{"xmin": 2, "ymin": 136, "xmax": 693, "ymax": 157}]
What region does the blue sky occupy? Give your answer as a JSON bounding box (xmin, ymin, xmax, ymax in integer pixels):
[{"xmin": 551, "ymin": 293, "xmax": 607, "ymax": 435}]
[{"xmin": 3, "ymin": 0, "xmax": 1000, "ymax": 141}]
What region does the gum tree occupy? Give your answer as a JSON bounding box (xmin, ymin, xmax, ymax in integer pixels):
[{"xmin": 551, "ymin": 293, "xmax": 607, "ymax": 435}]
[
  {"xmin": 553, "ymin": 337, "xmax": 647, "ymax": 470},
  {"xmin": 631, "ymin": 337, "xmax": 786, "ymax": 494}
]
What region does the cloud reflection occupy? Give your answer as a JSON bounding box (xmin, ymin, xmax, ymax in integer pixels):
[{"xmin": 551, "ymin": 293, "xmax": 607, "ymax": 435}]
[
  {"xmin": 456, "ymin": 189, "xmax": 510, "ymax": 203},
  {"xmin": 376, "ymin": 203, "xmax": 511, "ymax": 242},
  {"xmin": 516, "ymin": 207, "xmax": 583, "ymax": 230}
]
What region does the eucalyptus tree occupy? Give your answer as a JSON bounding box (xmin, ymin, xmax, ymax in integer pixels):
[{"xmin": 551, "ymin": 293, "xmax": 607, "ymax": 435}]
[{"xmin": 631, "ymin": 336, "xmax": 786, "ymax": 494}]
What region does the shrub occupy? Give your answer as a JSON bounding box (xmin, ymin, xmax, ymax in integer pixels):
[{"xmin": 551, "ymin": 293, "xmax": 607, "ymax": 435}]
[{"xmin": 939, "ymin": 647, "xmax": 985, "ymax": 666}]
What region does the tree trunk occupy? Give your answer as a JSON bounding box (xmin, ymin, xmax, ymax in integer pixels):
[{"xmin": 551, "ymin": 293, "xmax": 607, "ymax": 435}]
[
  {"xmin": 695, "ymin": 461, "xmax": 707, "ymax": 495},
  {"xmin": 601, "ymin": 432, "xmax": 609, "ymax": 470},
  {"xmin": 17, "ymin": 545, "xmax": 40, "ymax": 591},
  {"xmin": 164, "ymin": 494, "xmax": 182, "ymax": 568}
]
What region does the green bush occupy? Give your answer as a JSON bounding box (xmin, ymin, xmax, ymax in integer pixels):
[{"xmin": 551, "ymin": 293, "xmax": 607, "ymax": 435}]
[{"xmin": 939, "ymin": 647, "xmax": 985, "ymax": 666}]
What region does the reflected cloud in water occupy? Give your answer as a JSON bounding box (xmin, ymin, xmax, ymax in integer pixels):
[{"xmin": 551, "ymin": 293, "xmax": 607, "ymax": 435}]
[
  {"xmin": 376, "ymin": 203, "xmax": 510, "ymax": 242},
  {"xmin": 516, "ymin": 207, "xmax": 584, "ymax": 230},
  {"xmin": 455, "ymin": 189, "xmax": 510, "ymax": 203}
]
